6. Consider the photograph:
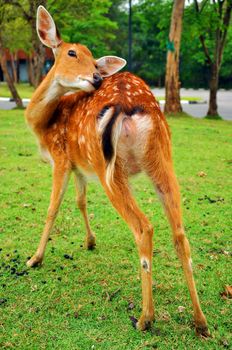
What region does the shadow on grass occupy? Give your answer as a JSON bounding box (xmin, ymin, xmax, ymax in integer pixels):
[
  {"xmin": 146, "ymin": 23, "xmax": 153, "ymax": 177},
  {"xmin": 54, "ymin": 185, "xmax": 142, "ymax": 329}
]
[
  {"xmin": 205, "ymin": 114, "xmax": 223, "ymax": 120},
  {"xmin": 12, "ymin": 106, "xmax": 26, "ymax": 111}
]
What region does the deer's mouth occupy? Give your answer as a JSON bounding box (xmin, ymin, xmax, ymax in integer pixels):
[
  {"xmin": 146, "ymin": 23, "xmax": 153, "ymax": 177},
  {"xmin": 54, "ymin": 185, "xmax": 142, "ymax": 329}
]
[{"xmin": 57, "ymin": 76, "xmax": 96, "ymax": 92}]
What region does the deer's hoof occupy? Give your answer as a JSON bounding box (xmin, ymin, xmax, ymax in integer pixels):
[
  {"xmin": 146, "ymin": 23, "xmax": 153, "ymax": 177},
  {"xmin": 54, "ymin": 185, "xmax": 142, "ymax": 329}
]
[
  {"xmin": 26, "ymin": 255, "xmax": 43, "ymax": 267},
  {"xmin": 86, "ymin": 234, "xmax": 96, "ymax": 250},
  {"xmin": 195, "ymin": 324, "xmax": 210, "ymax": 338},
  {"xmin": 130, "ymin": 315, "xmax": 153, "ymax": 331}
]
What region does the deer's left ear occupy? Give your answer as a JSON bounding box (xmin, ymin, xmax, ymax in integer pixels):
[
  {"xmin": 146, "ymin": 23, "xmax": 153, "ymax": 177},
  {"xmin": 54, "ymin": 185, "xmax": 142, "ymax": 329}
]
[
  {"xmin": 96, "ymin": 56, "xmax": 127, "ymax": 77},
  {"xmin": 37, "ymin": 6, "xmax": 62, "ymax": 49}
]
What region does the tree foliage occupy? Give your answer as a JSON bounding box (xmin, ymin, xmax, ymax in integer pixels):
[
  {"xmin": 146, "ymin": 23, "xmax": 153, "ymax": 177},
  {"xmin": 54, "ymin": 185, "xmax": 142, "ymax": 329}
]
[
  {"xmin": 47, "ymin": 0, "xmax": 117, "ymax": 58},
  {"xmin": 0, "ymin": 5, "xmax": 31, "ymax": 53},
  {"xmin": 0, "ymin": 0, "xmax": 231, "ymax": 89},
  {"xmin": 0, "ymin": 1, "xmax": 24, "ymax": 107}
]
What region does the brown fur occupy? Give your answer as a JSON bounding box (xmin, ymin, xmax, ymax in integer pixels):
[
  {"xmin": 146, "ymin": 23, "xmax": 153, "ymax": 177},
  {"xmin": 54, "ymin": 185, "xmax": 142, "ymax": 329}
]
[{"xmin": 25, "ymin": 10, "xmax": 209, "ymax": 336}]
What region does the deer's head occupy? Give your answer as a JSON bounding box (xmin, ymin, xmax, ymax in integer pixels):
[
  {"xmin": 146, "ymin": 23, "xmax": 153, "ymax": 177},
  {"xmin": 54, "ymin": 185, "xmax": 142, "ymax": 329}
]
[{"xmin": 37, "ymin": 6, "xmax": 126, "ymax": 92}]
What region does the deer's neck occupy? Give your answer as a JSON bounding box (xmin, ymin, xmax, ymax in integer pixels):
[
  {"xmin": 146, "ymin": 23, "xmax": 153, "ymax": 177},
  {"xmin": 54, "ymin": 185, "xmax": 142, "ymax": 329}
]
[{"xmin": 25, "ymin": 66, "xmax": 66, "ymax": 132}]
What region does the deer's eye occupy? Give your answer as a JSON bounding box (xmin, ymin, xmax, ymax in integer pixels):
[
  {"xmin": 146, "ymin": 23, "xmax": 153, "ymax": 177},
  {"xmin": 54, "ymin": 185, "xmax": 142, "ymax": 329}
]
[{"xmin": 68, "ymin": 50, "xmax": 77, "ymax": 58}]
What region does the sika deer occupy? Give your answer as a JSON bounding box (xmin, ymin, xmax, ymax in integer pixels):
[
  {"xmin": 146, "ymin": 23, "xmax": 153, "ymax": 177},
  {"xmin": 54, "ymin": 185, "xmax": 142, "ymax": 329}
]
[{"xmin": 25, "ymin": 6, "xmax": 209, "ymax": 336}]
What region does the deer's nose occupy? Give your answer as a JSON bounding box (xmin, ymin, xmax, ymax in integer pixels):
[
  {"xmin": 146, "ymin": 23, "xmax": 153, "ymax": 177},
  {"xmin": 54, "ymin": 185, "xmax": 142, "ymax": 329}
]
[{"xmin": 93, "ymin": 73, "xmax": 103, "ymax": 89}]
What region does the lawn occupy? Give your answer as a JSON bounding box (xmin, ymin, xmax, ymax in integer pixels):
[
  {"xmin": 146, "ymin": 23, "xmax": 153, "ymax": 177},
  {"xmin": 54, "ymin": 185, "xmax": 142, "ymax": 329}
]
[
  {"xmin": 0, "ymin": 110, "xmax": 231, "ymax": 349},
  {"xmin": 0, "ymin": 83, "xmax": 35, "ymax": 99},
  {"xmin": 155, "ymin": 97, "xmax": 202, "ymax": 102}
]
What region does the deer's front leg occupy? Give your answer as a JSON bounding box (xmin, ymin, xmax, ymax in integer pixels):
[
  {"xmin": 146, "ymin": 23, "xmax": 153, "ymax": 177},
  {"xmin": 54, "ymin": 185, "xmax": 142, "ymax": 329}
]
[{"xmin": 27, "ymin": 164, "xmax": 70, "ymax": 267}]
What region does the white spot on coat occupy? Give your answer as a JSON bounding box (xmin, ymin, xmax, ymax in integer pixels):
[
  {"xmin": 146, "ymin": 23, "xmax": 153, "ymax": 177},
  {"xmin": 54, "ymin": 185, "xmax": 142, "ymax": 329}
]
[
  {"xmin": 141, "ymin": 258, "xmax": 150, "ymax": 273},
  {"xmin": 79, "ymin": 135, "xmax": 85, "ymax": 144},
  {"xmin": 189, "ymin": 258, "xmax": 193, "ymax": 271}
]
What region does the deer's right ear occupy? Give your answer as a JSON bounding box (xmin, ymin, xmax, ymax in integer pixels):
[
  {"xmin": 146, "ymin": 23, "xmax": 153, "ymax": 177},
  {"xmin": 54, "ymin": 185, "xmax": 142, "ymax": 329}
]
[{"xmin": 37, "ymin": 6, "xmax": 62, "ymax": 49}]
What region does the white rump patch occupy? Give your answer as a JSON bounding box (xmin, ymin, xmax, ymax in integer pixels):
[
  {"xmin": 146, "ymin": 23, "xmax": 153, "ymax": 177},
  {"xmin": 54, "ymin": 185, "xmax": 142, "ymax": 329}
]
[{"xmin": 132, "ymin": 114, "xmax": 152, "ymax": 134}]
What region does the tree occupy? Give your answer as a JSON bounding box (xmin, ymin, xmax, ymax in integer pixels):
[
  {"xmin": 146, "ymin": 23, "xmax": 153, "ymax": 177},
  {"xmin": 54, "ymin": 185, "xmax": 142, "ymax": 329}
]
[
  {"xmin": 0, "ymin": 2, "xmax": 23, "ymax": 108},
  {"xmin": 3, "ymin": 0, "xmax": 47, "ymax": 87},
  {"xmin": 194, "ymin": 0, "xmax": 232, "ymax": 117},
  {"xmin": 1, "ymin": 15, "xmax": 31, "ymax": 83},
  {"xmin": 164, "ymin": 0, "xmax": 185, "ymax": 114},
  {"xmin": 113, "ymin": 0, "xmax": 172, "ymax": 85},
  {"xmin": 0, "ymin": 41, "xmax": 23, "ymax": 108},
  {"xmin": 220, "ymin": 24, "xmax": 232, "ymax": 87},
  {"xmin": 49, "ymin": 0, "xmax": 117, "ymax": 58},
  {"xmin": 27, "ymin": 0, "xmax": 47, "ymax": 87}
]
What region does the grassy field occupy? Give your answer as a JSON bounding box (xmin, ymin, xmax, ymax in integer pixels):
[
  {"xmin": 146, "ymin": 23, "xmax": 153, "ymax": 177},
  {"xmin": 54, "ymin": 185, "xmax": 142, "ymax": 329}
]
[
  {"xmin": 155, "ymin": 97, "xmax": 202, "ymax": 102},
  {"xmin": 0, "ymin": 110, "xmax": 231, "ymax": 349},
  {"xmin": 0, "ymin": 83, "xmax": 35, "ymax": 99}
]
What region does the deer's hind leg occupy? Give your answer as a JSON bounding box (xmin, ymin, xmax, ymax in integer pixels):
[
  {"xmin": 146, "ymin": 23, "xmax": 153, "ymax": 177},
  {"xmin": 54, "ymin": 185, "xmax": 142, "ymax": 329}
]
[
  {"xmin": 74, "ymin": 171, "xmax": 96, "ymax": 249},
  {"xmin": 98, "ymin": 164, "xmax": 154, "ymax": 331},
  {"xmin": 27, "ymin": 162, "xmax": 70, "ymax": 267},
  {"xmin": 146, "ymin": 151, "xmax": 209, "ymax": 337}
]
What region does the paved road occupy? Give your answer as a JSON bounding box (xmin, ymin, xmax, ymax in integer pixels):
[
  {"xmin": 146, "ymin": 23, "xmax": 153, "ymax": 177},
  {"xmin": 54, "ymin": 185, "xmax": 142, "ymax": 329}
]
[
  {"xmin": 153, "ymin": 88, "xmax": 232, "ymax": 121},
  {"xmin": 0, "ymin": 88, "xmax": 231, "ymax": 120}
]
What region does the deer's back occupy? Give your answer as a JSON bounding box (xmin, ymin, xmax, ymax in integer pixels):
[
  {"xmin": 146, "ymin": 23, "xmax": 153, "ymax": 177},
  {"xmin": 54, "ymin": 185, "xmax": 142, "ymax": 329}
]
[{"xmin": 39, "ymin": 72, "xmax": 170, "ymax": 174}]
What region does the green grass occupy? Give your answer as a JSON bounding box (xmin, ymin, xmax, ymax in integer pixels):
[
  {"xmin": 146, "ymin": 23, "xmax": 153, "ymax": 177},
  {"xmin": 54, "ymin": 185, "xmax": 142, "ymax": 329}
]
[
  {"xmin": 0, "ymin": 111, "xmax": 231, "ymax": 349},
  {"xmin": 0, "ymin": 82, "xmax": 35, "ymax": 99},
  {"xmin": 156, "ymin": 96, "xmax": 202, "ymax": 102}
]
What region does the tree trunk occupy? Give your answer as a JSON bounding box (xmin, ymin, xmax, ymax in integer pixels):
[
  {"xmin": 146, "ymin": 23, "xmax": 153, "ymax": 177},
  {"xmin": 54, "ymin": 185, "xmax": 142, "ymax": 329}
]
[
  {"xmin": 30, "ymin": 48, "xmax": 45, "ymax": 87},
  {"xmin": 0, "ymin": 44, "xmax": 23, "ymax": 108},
  {"xmin": 28, "ymin": 0, "xmax": 47, "ymax": 87},
  {"xmin": 164, "ymin": 0, "xmax": 185, "ymax": 114},
  {"xmin": 194, "ymin": 0, "xmax": 232, "ymax": 118},
  {"xmin": 207, "ymin": 64, "xmax": 220, "ymax": 117},
  {"xmin": 27, "ymin": 54, "xmax": 33, "ymax": 85},
  {"xmin": 10, "ymin": 52, "xmax": 18, "ymax": 83}
]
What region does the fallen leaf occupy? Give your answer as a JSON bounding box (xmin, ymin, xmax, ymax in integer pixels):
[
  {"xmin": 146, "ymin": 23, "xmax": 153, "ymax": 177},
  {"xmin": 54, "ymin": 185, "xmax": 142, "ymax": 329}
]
[
  {"xmin": 178, "ymin": 306, "xmax": 186, "ymax": 313},
  {"xmin": 220, "ymin": 338, "xmax": 229, "ymax": 348},
  {"xmin": 159, "ymin": 311, "xmax": 170, "ymax": 321},
  {"xmin": 222, "ymin": 250, "xmax": 230, "ymax": 256},
  {"xmin": 104, "ymin": 288, "xmax": 121, "ymax": 301},
  {"xmin": 89, "ymin": 213, "xmax": 94, "ymax": 220},
  {"xmin": 31, "ymin": 284, "xmax": 38, "ymax": 292},
  {"xmin": 198, "ymin": 171, "xmax": 207, "ymax": 177},
  {"xmin": 98, "ymin": 315, "xmax": 107, "ymax": 321},
  {"xmin": 196, "ymin": 264, "xmax": 205, "ymax": 270},
  {"xmin": 127, "ymin": 302, "xmax": 135, "ymax": 310},
  {"xmin": 23, "ymin": 203, "xmax": 31, "ymax": 208}
]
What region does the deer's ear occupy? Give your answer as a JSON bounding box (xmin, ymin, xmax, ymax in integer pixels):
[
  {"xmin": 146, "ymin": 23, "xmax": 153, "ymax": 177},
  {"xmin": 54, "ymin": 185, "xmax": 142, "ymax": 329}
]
[
  {"xmin": 96, "ymin": 56, "xmax": 127, "ymax": 77},
  {"xmin": 37, "ymin": 6, "xmax": 62, "ymax": 49}
]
